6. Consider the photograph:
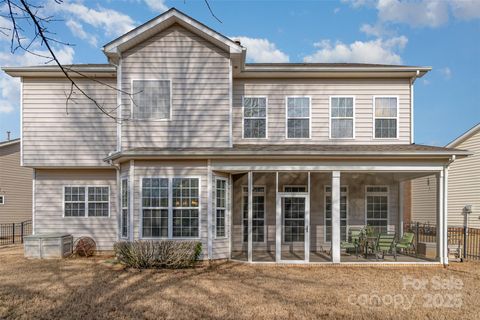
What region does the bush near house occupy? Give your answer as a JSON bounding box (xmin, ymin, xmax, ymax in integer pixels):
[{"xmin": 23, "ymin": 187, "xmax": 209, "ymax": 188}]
[{"xmin": 114, "ymin": 240, "xmax": 202, "ymax": 269}]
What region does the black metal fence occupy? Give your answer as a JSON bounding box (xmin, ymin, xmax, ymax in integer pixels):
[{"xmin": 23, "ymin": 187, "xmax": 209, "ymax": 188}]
[
  {"xmin": 0, "ymin": 220, "xmax": 32, "ymax": 245},
  {"xmin": 405, "ymin": 222, "xmax": 480, "ymax": 261}
]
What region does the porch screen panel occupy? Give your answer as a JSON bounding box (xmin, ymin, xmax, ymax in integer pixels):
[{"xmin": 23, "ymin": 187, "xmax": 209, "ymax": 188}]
[
  {"xmin": 283, "ymin": 197, "xmax": 305, "ymax": 242},
  {"xmin": 331, "ymin": 97, "xmax": 354, "ymax": 138},
  {"xmin": 121, "ymin": 179, "xmax": 129, "ymax": 238},
  {"xmin": 374, "ymin": 97, "xmax": 398, "ymax": 138},
  {"xmin": 325, "ymin": 186, "xmax": 348, "ymax": 242},
  {"xmin": 366, "ymin": 186, "xmax": 389, "ymax": 233},
  {"xmin": 215, "ymin": 179, "xmax": 227, "ymax": 238},
  {"xmin": 287, "ymin": 97, "xmax": 310, "ymax": 138},
  {"xmin": 242, "ymin": 186, "xmax": 265, "ymax": 242},
  {"xmin": 132, "ymin": 80, "xmax": 171, "ymax": 120},
  {"xmin": 243, "ymin": 97, "xmax": 267, "ymax": 138},
  {"xmin": 141, "ymin": 178, "xmax": 169, "ymax": 237},
  {"xmin": 173, "ymin": 178, "xmax": 199, "ymax": 238}
]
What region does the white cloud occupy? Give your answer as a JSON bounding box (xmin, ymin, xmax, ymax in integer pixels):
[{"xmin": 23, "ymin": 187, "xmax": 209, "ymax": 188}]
[
  {"xmin": 450, "ymin": 0, "xmax": 480, "ymax": 20},
  {"xmin": 144, "ymin": 0, "xmax": 168, "ymax": 12},
  {"xmin": 303, "ymin": 36, "xmax": 407, "ymax": 64},
  {"xmin": 360, "ymin": 23, "xmax": 385, "ymax": 37},
  {"xmin": 230, "ymin": 36, "xmax": 289, "ymax": 63},
  {"xmin": 439, "ymin": 67, "xmax": 452, "ymax": 79},
  {"xmin": 66, "ymin": 20, "xmax": 97, "ymax": 47}
]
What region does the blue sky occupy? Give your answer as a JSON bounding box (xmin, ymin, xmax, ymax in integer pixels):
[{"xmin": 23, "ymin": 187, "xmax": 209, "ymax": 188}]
[{"xmin": 0, "ymin": 0, "xmax": 479, "ymax": 145}]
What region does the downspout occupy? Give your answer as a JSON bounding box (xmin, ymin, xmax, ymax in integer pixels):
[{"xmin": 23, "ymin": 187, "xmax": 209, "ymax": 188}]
[
  {"xmin": 410, "ymin": 70, "xmax": 420, "ymax": 144},
  {"xmin": 110, "ymin": 160, "xmax": 121, "ymax": 241}
]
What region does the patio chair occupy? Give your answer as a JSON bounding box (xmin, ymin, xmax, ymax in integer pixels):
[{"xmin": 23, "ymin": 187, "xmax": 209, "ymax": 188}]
[
  {"xmin": 340, "ymin": 229, "xmax": 361, "ymax": 258},
  {"xmin": 395, "ymin": 232, "xmax": 415, "ymax": 256},
  {"xmin": 374, "ymin": 234, "xmax": 396, "ymax": 261}
]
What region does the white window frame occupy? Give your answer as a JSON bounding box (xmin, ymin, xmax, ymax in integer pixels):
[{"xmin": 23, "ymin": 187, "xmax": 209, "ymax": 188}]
[
  {"xmin": 373, "ymin": 96, "xmax": 399, "ymax": 139},
  {"xmin": 139, "ymin": 176, "xmax": 202, "ymax": 240},
  {"xmin": 62, "ymin": 186, "xmax": 110, "ymax": 218},
  {"xmin": 324, "ymin": 186, "xmax": 348, "ymax": 243},
  {"xmin": 365, "ymin": 185, "xmax": 390, "ymax": 233},
  {"xmin": 329, "ymin": 96, "xmax": 355, "ymax": 139},
  {"xmin": 285, "ymin": 96, "xmax": 312, "ymax": 139},
  {"xmin": 241, "ymin": 185, "xmax": 267, "ymax": 244},
  {"xmin": 0, "ymin": 195, "xmax": 4, "ymax": 205},
  {"xmin": 283, "ymin": 185, "xmax": 307, "ymax": 193},
  {"xmin": 242, "ymin": 96, "xmax": 268, "ymax": 139},
  {"xmin": 214, "ymin": 177, "xmax": 228, "ymax": 239},
  {"xmin": 120, "ymin": 178, "xmax": 129, "ymax": 239},
  {"xmin": 130, "ymin": 79, "xmax": 172, "ymax": 121}
]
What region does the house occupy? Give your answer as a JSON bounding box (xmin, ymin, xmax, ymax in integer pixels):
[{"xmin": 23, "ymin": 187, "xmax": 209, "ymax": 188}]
[
  {"xmin": 2, "ymin": 8, "xmax": 470, "ymax": 264},
  {"xmin": 411, "ymin": 123, "xmax": 480, "ymax": 228},
  {"xmin": 0, "ymin": 138, "xmax": 32, "ymax": 224}
]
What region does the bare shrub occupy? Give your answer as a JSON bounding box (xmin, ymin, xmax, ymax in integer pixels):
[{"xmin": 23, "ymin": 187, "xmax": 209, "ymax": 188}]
[
  {"xmin": 114, "ymin": 240, "xmax": 202, "ymax": 269},
  {"xmin": 74, "ymin": 237, "xmax": 96, "ymax": 257}
]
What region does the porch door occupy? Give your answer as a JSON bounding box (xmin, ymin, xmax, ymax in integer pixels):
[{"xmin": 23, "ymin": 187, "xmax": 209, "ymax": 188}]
[{"xmin": 276, "ymin": 194, "xmax": 310, "ymax": 262}]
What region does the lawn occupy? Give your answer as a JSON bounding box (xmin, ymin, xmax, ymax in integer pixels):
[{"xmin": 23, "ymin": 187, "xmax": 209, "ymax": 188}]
[{"xmin": 0, "ymin": 245, "xmax": 479, "ymax": 320}]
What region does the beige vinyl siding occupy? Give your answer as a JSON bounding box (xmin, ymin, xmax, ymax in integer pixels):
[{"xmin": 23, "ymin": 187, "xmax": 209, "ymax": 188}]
[
  {"xmin": 0, "ymin": 142, "xmax": 32, "ymax": 224},
  {"xmin": 233, "ymin": 78, "xmax": 411, "ymax": 144},
  {"xmin": 34, "ymin": 169, "xmax": 118, "ymax": 250},
  {"xmin": 22, "ymin": 78, "xmax": 117, "ymax": 167},
  {"xmin": 411, "ymin": 175, "xmax": 437, "ymax": 224},
  {"xmin": 448, "ymin": 131, "xmax": 480, "ymax": 228},
  {"xmin": 133, "ymin": 160, "xmax": 209, "ymax": 259},
  {"xmin": 121, "ymin": 25, "xmax": 231, "ymax": 149}
]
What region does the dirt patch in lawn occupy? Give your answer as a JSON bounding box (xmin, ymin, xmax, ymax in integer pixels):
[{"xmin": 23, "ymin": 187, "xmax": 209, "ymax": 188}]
[{"xmin": 0, "ymin": 245, "xmax": 479, "ymax": 320}]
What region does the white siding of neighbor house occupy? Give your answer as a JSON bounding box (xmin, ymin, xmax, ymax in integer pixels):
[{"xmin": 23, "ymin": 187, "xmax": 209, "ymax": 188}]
[
  {"xmin": 34, "ymin": 169, "xmax": 118, "ymax": 250},
  {"xmin": 233, "ymin": 78, "xmax": 411, "ymax": 144},
  {"xmin": 22, "ymin": 78, "xmax": 117, "ymax": 167},
  {"xmin": 448, "ymin": 130, "xmax": 480, "ymax": 228},
  {"xmin": 121, "ymin": 25, "xmax": 231, "ymax": 149},
  {"xmin": 411, "ymin": 175, "xmax": 437, "ymax": 224}
]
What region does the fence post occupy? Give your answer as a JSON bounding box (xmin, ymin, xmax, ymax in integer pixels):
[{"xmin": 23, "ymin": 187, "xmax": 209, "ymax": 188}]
[
  {"xmin": 464, "ymin": 226, "xmax": 468, "ymax": 260},
  {"xmin": 415, "ymin": 222, "xmax": 419, "ymax": 257},
  {"xmin": 21, "ymin": 222, "xmax": 24, "ymax": 244},
  {"xmin": 12, "ymin": 223, "xmax": 15, "ymax": 244}
]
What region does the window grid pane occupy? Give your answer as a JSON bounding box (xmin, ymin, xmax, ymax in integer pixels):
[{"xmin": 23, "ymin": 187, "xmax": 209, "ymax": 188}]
[
  {"xmin": 132, "ymin": 80, "xmax": 170, "ymax": 120},
  {"xmin": 64, "ymin": 187, "xmax": 86, "ymax": 217},
  {"xmin": 142, "ymin": 178, "xmax": 169, "ymax": 238},
  {"xmin": 366, "ymin": 187, "xmax": 389, "ymax": 234},
  {"xmin": 325, "ymin": 189, "xmax": 348, "ymax": 242},
  {"xmin": 172, "ymin": 178, "xmax": 200, "ymax": 238},
  {"xmin": 287, "ymin": 97, "xmax": 310, "ymax": 138},
  {"xmin": 243, "ymin": 188, "xmax": 265, "ymax": 242},
  {"xmin": 375, "ymin": 97, "xmax": 397, "ymax": 138},
  {"xmin": 243, "ymin": 97, "xmax": 267, "ymax": 138},
  {"xmin": 87, "ymin": 187, "xmax": 109, "ymax": 217},
  {"xmin": 121, "ymin": 179, "xmax": 129, "ymax": 238},
  {"xmin": 216, "ymin": 179, "xmax": 227, "ymax": 238},
  {"xmin": 283, "ymin": 198, "xmax": 305, "ymax": 242}
]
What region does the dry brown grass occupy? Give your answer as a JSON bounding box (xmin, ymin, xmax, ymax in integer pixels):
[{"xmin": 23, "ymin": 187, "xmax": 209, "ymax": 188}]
[{"xmin": 1, "ymin": 245, "xmax": 480, "ymax": 320}]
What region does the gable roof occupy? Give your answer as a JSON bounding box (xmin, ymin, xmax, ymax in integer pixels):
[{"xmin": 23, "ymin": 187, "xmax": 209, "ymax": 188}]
[
  {"xmin": 103, "ymin": 8, "xmax": 244, "ymax": 62},
  {"xmin": 447, "ymin": 123, "xmax": 480, "ymax": 148},
  {"xmin": 0, "ymin": 138, "xmax": 20, "ymax": 148}
]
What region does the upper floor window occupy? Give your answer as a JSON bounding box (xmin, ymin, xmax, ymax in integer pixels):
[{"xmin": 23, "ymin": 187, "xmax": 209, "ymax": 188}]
[
  {"xmin": 286, "ymin": 97, "xmax": 310, "ymax": 139},
  {"xmin": 330, "ymin": 97, "xmax": 354, "ymax": 139},
  {"xmin": 243, "ymin": 97, "xmax": 267, "ymax": 138},
  {"xmin": 374, "ymin": 97, "xmax": 398, "ymax": 139},
  {"xmin": 132, "ymin": 80, "xmax": 171, "ymax": 120},
  {"xmin": 0, "ymin": 195, "xmax": 4, "ymax": 205}
]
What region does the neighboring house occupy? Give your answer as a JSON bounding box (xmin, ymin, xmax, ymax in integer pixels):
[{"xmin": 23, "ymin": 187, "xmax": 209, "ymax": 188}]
[
  {"xmin": 411, "ymin": 123, "xmax": 480, "ymax": 228},
  {"xmin": 0, "ymin": 138, "xmax": 32, "ymax": 224},
  {"xmin": 2, "ymin": 9, "xmax": 470, "ymax": 264}
]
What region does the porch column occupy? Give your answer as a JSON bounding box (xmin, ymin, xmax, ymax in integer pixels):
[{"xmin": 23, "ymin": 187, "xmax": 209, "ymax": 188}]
[
  {"xmin": 398, "ymin": 181, "xmax": 405, "ymax": 237},
  {"xmin": 331, "ymin": 171, "xmax": 341, "ymax": 263},
  {"xmin": 443, "ymin": 167, "xmax": 449, "ymax": 265},
  {"xmin": 247, "ymin": 171, "xmax": 253, "ymax": 262},
  {"xmin": 207, "ymin": 160, "xmax": 213, "ymax": 259},
  {"xmin": 437, "ymin": 170, "xmax": 445, "ymax": 264}
]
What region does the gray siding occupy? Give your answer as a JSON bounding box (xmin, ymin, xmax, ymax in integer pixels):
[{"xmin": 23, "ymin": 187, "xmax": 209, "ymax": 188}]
[
  {"xmin": 233, "ymin": 78, "xmax": 411, "ymax": 144},
  {"xmin": 22, "ymin": 78, "xmax": 117, "ymax": 167},
  {"xmin": 0, "ymin": 142, "xmax": 32, "ymax": 224},
  {"xmin": 411, "ymin": 175, "xmax": 437, "ymax": 224},
  {"xmin": 34, "ymin": 169, "xmax": 118, "ymax": 250},
  {"xmin": 121, "ymin": 25, "xmax": 231, "ymax": 149}
]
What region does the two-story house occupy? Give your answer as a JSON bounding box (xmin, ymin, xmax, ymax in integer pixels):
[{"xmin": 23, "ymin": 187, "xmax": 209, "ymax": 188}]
[{"xmin": 3, "ymin": 9, "xmax": 470, "ymax": 264}]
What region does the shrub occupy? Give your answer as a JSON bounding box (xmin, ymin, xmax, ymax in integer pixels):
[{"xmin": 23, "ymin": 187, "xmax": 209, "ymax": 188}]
[{"xmin": 114, "ymin": 240, "xmax": 202, "ymax": 269}]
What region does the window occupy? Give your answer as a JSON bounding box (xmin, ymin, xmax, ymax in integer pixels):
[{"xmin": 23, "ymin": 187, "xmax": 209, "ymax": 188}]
[
  {"xmin": 366, "ymin": 186, "xmax": 389, "ymax": 234},
  {"xmin": 283, "ymin": 197, "xmax": 306, "ymax": 242},
  {"xmin": 121, "ymin": 179, "xmax": 129, "ymax": 239},
  {"xmin": 374, "ymin": 97, "xmax": 398, "ymax": 138},
  {"xmin": 325, "ymin": 186, "xmax": 348, "ymax": 242},
  {"xmin": 215, "ymin": 178, "xmax": 228, "ymax": 238},
  {"xmin": 132, "ymin": 80, "xmax": 171, "ymax": 120},
  {"xmin": 284, "ymin": 186, "xmax": 307, "ymax": 192},
  {"xmin": 141, "ymin": 177, "xmax": 200, "ymax": 239},
  {"xmin": 64, "ymin": 186, "xmax": 109, "ymax": 217},
  {"xmin": 286, "ymin": 97, "xmax": 310, "ymax": 138},
  {"xmin": 242, "ymin": 186, "xmax": 265, "ymax": 242},
  {"xmin": 243, "ymin": 97, "xmax": 267, "ymax": 138},
  {"xmin": 330, "ymin": 97, "xmax": 354, "ymax": 139},
  {"xmin": 142, "ymin": 178, "xmax": 169, "ymax": 238},
  {"xmin": 0, "ymin": 195, "xmax": 4, "ymax": 205}
]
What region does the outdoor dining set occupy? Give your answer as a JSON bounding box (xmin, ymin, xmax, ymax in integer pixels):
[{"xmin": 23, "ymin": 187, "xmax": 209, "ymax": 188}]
[{"xmin": 340, "ymin": 227, "xmax": 416, "ymax": 261}]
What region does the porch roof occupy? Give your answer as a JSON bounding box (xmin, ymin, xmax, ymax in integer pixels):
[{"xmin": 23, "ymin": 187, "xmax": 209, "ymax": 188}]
[{"xmin": 105, "ymin": 143, "xmax": 471, "ymax": 162}]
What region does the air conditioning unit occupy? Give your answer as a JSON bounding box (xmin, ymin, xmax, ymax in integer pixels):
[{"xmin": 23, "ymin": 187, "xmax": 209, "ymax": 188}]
[{"xmin": 24, "ymin": 233, "xmax": 73, "ymax": 258}]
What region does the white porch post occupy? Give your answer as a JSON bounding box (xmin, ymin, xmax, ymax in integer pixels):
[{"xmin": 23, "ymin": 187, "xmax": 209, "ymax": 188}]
[
  {"xmin": 399, "ymin": 181, "xmax": 405, "ymax": 237},
  {"xmin": 207, "ymin": 160, "xmax": 213, "ymax": 259},
  {"xmin": 437, "ymin": 170, "xmax": 444, "ymax": 264},
  {"xmin": 443, "ymin": 167, "xmax": 449, "ymax": 265},
  {"xmin": 129, "ymin": 160, "xmax": 135, "ymax": 241},
  {"xmin": 305, "ymin": 172, "xmax": 311, "ymax": 263},
  {"xmin": 331, "ymin": 171, "xmax": 341, "ymax": 263},
  {"xmin": 247, "ymin": 171, "xmax": 253, "ymax": 262},
  {"xmin": 275, "ymin": 172, "xmax": 281, "ymax": 262}
]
